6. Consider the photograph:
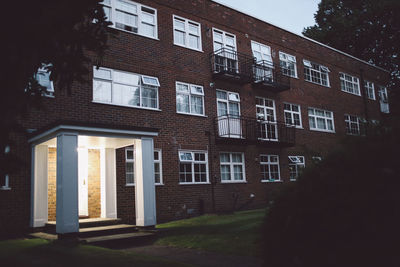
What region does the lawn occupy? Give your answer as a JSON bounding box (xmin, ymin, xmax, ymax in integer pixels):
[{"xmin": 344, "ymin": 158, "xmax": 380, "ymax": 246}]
[
  {"xmin": 155, "ymin": 208, "xmax": 266, "ymax": 257},
  {"xmin": 0, "ymin": 238, "xmax": 190, "ymax": 267}
]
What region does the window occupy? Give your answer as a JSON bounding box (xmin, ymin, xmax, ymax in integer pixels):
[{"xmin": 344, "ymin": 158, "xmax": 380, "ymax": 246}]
[
  {"xmin": 364, "ymin": 80, "xmax": 375, "ymax": 100},
  {"xmin": 308, "ymin": 108, "xmax": 335, "ymax": 133},
  {"xmin": 125, "ymin": 147, "xmax": 163, "ymax": 185},
  {"xmin": 176, "ymin": 82, "xmax": 204, "ymax": 116},
  {"xmin": 340, "ymin": 73, "xmax": 360, "ymax": 96},
  {"xmin": 33, "ymin": 64, "xmax": 54, "ymax": 97},
  {"xmin": 288, "ymin": 156, "xmax": 305, "ymax": 181},
  {"xmin": 125, "ymin": 147, "xmax": 135, "ymax": 186},
  {"xmin": 279, "ymin": 52, "xmax": 297, "ymax": 78},
  {"xmin": 303, "ymin": 60, "xmax": 330, "ymax": 87},
  {"xmin": 173, "ymin": 15, "xmax": 202, "ymax": 51},
  {"xmin": 378, "ymin": 86, "xmax": 389, "ymax": 113},
  {"xmin": 101, "ymin": 0, "xmax": 157, "ymax": 38},
  {"xmin": 256, "ymin": 97, "xmax": 278, "ymax": 141},
  {"xmin": 213, "ymin": 29, "xmax": 237, "ymax": 73},
  {"xmin": 216, "ymin": 90, "xmax": 241, "ymax": 138},
  {"xmin": 154, "ymin": 150, "xmax": 163, "ymax": 185},
  {"xmin": 93, "ymin": 67, "xmax": 159, "ymax": 110},
  {"xmin": 179, "ymin": 151, "xmax": 208, "ymax": 184},
  {"xmin": 344, "ymin": 114, "xmax": 366, "ymax": 136},
  {"xmin": 1, "ymin": 175, "xmax": 10, "ymax": 190},
  {"xmin": 251, "ymin": 41, "xmax": 273, "ymax": 81},
  {"xmin": 220, "ymin": 152, "xmax": 246, "ymax": 183},
  {"xmin": 260, "ymin": 155, "xmax": 280, "ymax": 182},
  {"xmin": 284, "ymin": 103, "xmax": 302, "ymax": 128}
]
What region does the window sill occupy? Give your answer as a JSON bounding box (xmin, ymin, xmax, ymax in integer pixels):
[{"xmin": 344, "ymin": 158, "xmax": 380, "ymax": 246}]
[
  {"xmin": 126, "ymin": 184, "xmax": 135, "ymax": 187},
  {"xmin": 156, "ymin": 183, "xmax": 164, "ymax": 186},
  {"xmin": 221, "ymin": 180, "xmax": 247, "ymax": 184},
  {"xmin": 286, "ymin": 125, "xmax": 303, "ymax": 129},
  {"xmin": 43, "ymin": 93, "xmax": 55, "ymax": 98},
  {"xmin": 341, "ymin": 90, "xmax": 361, "ymax": 97},
  {"xmin": 304, "ymin": 80, "xmax": 330, "ymax": 88},
  {"xmin": 261, "ymin": 180, "xmax": 283, "ymax": 183},
  {"xmin": 0, "ymin": 187, "xmax": 11, "ymax": 191},
  {"xmin": 309, "ymin": 128, "xmax": 335, "ymax": 134},
  {"xmin": 92, "ymin": 101, "xmax": 162, "ymax": 112},
  {"xmin": 282, "ymin": 74, "xmax": 299, "ymax": 79},
  {"xmin": 173, "ymin": 43, "xmax": 204, "ymax": 53},
  {"xmin": 176, "ymin": 112, "xmax": 207, "ymax": 118},
  {"xmin": 290, "ymin": 179, "xmax": 297, "ymax": 182},
  {"xmin": 179, "ymin": 182, "xmax": 210, "ymax": 185}
]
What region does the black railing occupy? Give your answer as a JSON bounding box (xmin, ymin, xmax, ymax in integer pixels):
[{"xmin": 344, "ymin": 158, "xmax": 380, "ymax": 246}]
[
  {"xmin": 210, "ymin": 48, "xmax": 254, "ymax": 83},
  {"xmin": 252, "ymin": 60, "xmax": 291, "ymax": 92},
  {"xmin": 214, "ymin": 115, "xmax": 295, "ymax": 146}
]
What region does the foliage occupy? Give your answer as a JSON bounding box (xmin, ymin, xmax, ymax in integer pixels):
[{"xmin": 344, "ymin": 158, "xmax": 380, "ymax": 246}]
[
  {"xmin": 0, "ymin": 0, "xmax": 111, "ymax": 177},
  {"xmin": 303, "ymin": 0, "xmax": 400, "ymax": 118},
  {"xmin": 262, "ymin": 130, "xmax": 400, "ymax": 267},
  {"xmin": 0, "ymin": 238, "xmax": 188, "ymax": 267},
  {"xmin": 156, "ymin": 209, "xmax": 265, "ymax": 256}
]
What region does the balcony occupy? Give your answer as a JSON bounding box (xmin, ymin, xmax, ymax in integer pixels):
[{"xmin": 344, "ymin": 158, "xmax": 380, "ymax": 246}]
[
  {"xmin": 252, "ymin": 61, "xmax": 291, "ymax": 92},
  {"xmin": 210, "ymin": 48, "xmax": 254, "ymax": 84},
  {"xmin": 214, "ymin": 115, "xmax": 295, "ymax": 147}
]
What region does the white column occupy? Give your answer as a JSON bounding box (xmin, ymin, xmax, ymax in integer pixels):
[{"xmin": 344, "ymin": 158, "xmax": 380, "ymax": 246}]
[
  {"xmin": 134, "ymin": 137, "xmax": 157, "ymax": 227},
  {"xmin": 104, "ymin": 148, "xmax": 117, "ymax": 219},
  {"xmin": 56, "ymin": 133, "xmax": 79, "ymax": 234},
  {"xmin": 30, "ymin": 145, "xmax": 48, "ymax": 227}
]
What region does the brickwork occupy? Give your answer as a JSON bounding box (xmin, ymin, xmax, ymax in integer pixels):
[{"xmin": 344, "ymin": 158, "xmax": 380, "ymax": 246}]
[
  {"xmin": 0, "ymin": 0, "xmax": 390, "ymax": 233},
  {"xmin": 88, "ymin": 149, "xmax": 101, "ymax": 218},
  {"xmin": 48, "ymin": 148, "xmax": 57, "ymax": 221}
]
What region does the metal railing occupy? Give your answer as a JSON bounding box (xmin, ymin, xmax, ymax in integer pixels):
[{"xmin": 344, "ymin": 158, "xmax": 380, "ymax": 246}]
[
  {"xmin": 214, "ymin": 115, "xmax": 295, "ymax": 145},
  {"xmin": 252, "ymin": 60, "xmax": 291, "ymax": 91}
]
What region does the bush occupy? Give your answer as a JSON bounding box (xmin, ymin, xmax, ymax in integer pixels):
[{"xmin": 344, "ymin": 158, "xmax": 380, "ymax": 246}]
[{"xmin": 262, "ymin": 131, "xmax": 400, "ymax": 267}]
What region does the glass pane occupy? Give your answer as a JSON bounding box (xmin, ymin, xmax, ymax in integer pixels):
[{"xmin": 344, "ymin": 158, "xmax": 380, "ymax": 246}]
[
  {"xmin": 233, "ymin": 165, "xmax": 243, "ymax": 180},
  {"xmin": 126, "ymin": 162, "xmax": 134, "ymax": 173},
  {"xmin": 141, "ymin": 23, "xmax": 155, "ymax": 37},
  {"xmin": 114, "ymin": 71, "xmax": 140, "ymax": 85},
  {"xmin": 113, "ymin": 84, "xmax": 139, "ymax": 106},
  {"xmin": 179, "ymin": 152, "xmax": 193, "ymax": 161},
  {"xmin": 154, "ymin": 151, "xmax": 159, "ymax": 160},
  {"xmin": 176, "ymin": 93, "xmax": 190, "ymax": 113},
  {"xmin": 190, "ymin": 95, "xmax": 203, "ymax": 115},
  {"xmin": 94, "ymin": 68, "xmax": 111, "ymax": 80},
  {"xmin": 126, "ymin": 173, "xmax": 134, "ymax": 184},
  {"xmin": 116, "ymin": 10, "xmax": 137, "ymax": 28},
  {"xmin": 309, "ymin": 117, "xmax": 316, "ymax": 128},
  {"xmin": 177, "ymin": 83, "xmax": 189, "ymax": 92},
  {"xmin": 188, "ymin": 23, "xmax": 199, "ymax": 34},
  {"xmin": 217, "ymin": 101, "xmax": 228, "ymax": 116},
  {"xmin": 174, "ymin": 18, "xmax": 185, "ymax": 31},
  {"xmin": 141, "ymin": 12, "xmax": 154, "ymax": 24},
  {"xmin": 174, "ymin": 30, "xmax": 185, "ymax": 45},
  {"xmin": 216, "ymin": 90, "xmax": 227, "ymax": 100},
  {"xmin": 229, "ymin": 103, "xmax": 240, "ymax": 116},
  {"xmin": 213, "ymin": 31, "xmax": 223, "ymax": 43},
  {"xmin": 142, "ymin": 76, "xmax": 159, "ymax": 86},
  {"xmin": 316, "ymin": 118, "xmax": 326, "ymax": 129},
  {"xmin": 226, "ymin": 35, "xmax": 235, "ymax": 47},
  {"xmin": 190, "ymin": 85, "xmax": 203, "ymax": 95},
  {"xmin": 220, "ymin": 153, "xmax": 230, "ymax": 163},
  {"xmin": 141, "ymin": 86, "xmax": 157, "ymax": 108},
  {"xmin": 220, "ymin": 165, "xmax": 231, "ymax": 180},
  {"xmin": 228, "ymin": 93, "xmax": 239, "ymax": 101},
  {"xmin": 189, "ymin": 35, "xmax": 200, "ymax": 49},
  {"xmin": 194, "ymin": 153, "xmax": 206, "ymax": 161},
  {"xmin": 116, "ymin": 0, "xmax": 137, "ymax": 14},
  {"xmin": 126, "ymin": 150, "xmax": 134, "ymax": 160},
  {"xmin": 231, "ymin": 153, "xmax": 242, "ymax": 163},
  {"xmin": 93, "ymin": 80, "xmax": 112, "ymax": 103}
]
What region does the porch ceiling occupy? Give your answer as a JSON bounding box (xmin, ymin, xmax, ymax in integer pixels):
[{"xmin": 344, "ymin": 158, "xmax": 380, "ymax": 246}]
[{"xmin": 41, "ymin": 136, "xmax": 135, "ymax": 149}]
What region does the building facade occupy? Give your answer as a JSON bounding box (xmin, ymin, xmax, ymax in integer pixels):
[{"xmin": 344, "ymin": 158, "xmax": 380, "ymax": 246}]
[{"xmin": 0, "ymin": 0, "xmax": 390, "ymax": 235}]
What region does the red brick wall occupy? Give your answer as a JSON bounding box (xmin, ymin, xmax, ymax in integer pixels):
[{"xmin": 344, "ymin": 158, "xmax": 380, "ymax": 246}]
[
  {"xmin": 48, "ymin": 148, "xmax": 57, "ymax": 221},
  {"xmin": 0, "ymin": 0, "xmax": 390, "ymax": 233},
  {"xmin": 88, "ymin": 149, "xmax": 101, "ymax": 218}
]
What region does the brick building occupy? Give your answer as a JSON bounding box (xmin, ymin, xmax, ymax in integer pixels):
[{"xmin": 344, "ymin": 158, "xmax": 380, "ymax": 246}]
[{"xmin": 0, "ymin": 0, "xmax": 390, "ymax": 235}]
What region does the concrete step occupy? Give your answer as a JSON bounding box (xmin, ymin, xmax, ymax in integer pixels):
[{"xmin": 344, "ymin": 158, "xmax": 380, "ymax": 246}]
[
  {"xmin": 45, "ymin": 218, "xmax": 123, "ymax": 233},
  {"xmin": 81, "ymin": 231, "xmax": 157, "ymax": 247},
  {"xmin": 78, "ymin": 224, "xmax": 137, "ymax": 238}
]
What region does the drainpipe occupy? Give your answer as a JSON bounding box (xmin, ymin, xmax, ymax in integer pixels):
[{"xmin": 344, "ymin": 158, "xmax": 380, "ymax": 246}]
[
  {"xmin": 205, "ymin": 131, "xmax": 216, "ymax": 213},
  {"xmin": 359, "ymin": 68, "xmax": 370, "ymax": 136}
]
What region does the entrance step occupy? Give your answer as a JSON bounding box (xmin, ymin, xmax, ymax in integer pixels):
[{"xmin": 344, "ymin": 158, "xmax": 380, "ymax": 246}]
[
  {"xmin": 81, "ymin": 231, "xmax": 156, "ymax": 247},
  {"xmin": 46, "ymin": 218, "xmax": 123, "ymax": 232},
  {"xmin": 78, "ymin": 224, "xmax": 137, "ymax": 238}
]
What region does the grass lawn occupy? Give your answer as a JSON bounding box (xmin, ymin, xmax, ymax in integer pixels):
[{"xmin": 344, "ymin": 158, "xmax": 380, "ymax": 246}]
[
  {"xmin": 0, "ymin": 238, "xmax": 190, "ymax": 267},
  {"xmin": 155, "ymin": 208, "xmax": 266, "ymax": 257}
]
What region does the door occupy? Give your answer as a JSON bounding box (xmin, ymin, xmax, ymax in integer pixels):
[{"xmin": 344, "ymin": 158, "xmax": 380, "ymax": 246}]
[
  {"xmin": 378, "ymin": 86, "xmax": 389, "ymax": 113},
  {"xmin": 78, "ymin": 148, "xmax": 89, "ymax": 217},
  {"xmin": 251, "ymin": 41, "xmax": 273, "ymax": 82},
  {"xmin": 256, "ymin": 97, "xmax": 278, "ymax": 141},
  {"xmin": 213, "ymin": 29, "xmax": 238, "ymax": 73},
  {"xmin": 217, "ymin": 90, "xmax": 242, "ymax": 138}
]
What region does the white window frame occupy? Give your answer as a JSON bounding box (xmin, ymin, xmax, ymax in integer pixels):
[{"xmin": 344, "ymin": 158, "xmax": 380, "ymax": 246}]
[
  {"xmin": 288, "ymin": 156, "xmax": 305, "ymax": 181},
  {"xmin": 340, "ymin": 72, "xmax": 361, "ymax": 96},
  {"xmin": 178, "ymin": 150, "xmax": 209, "ymax": 185},
  {"xmin": 176, "ymin": 81, "xmax": 205, "ymax": 116},
  {"xmin": 125, "ymin": 147, "xmax": 135, "ymax": 186},
  {"xmin": 256, "ymin": 97, "xmax": 278, "ymax": 141},
  {"xmin": 344, "ymin": 114, "xmax": 365, "ymax": 136},
  {"xmin": 154, "ymin": 149, "xmax": 163, "ymax": 185},
  {"xmin": 220, "ymin": 152, "xmax": 246, "ymax": 183},
  {"xmin": 35, "ymin": 64, "xmax": 54, "ymax": 97},
  {"xmin": 279, "ymin": 51, "xmax": 297, "ymax": 78},
  {"xmin": 251, "ymin": 41, "xmax": 273, "ymax": 64},
  {"xmin": 212, "ymin": 28, "xmax": 237, "ymax": 53},
  {"xmin": 303, "ymin": 59, "xmax": 330, "ymax": 87},
  {"xmin": 284, "ymin": 103, "xmax": 302, "ymax": 128},
  {"xmin": 101, "ymin": 0, "xmax": 158, "ymax": 39},
  {"xmin": 93, "ymin": 66, "xmax": 160, "ymax": 111},
  {"xmin": 364, "ymin": 80, "xmax": 376, "ymax": 100},
  {"xmin": 1, "ymin": 175, "xmax": 10, "ymax": 190},
  {"xmin": 260, "ymin": 155, "xmax": 281, "ymax": 182},
  {"xmin": 308, "ymin": 107, "xmax": 335, "ymax": 133},
  {"xmin": 378, "ymin": 86, "xmax": 389, "ymax": 113},
  {"xmin": 173, "ymin": 15, "xmax": 202, "ymax": 51}
]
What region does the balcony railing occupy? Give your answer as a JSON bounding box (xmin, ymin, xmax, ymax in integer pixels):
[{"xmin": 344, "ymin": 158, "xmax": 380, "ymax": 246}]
[
  {"xmin": 252, "ymin": 60, "xmax": 291, "ymax": 92},
  {"xmin": 214, "ymin": 115, "xmax": 295, "ymax": 146},
  {"xmin": 210, "ymin": 48, "xmax": 254, "ymax": 84}
]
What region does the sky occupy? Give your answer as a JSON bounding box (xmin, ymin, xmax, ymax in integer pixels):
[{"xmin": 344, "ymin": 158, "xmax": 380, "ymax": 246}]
[{"xmin": 212, "ymin": 0, "xmax": 321, "ymax": 35}]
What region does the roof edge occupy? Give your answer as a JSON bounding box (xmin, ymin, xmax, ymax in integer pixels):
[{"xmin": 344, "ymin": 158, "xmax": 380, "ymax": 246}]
[{"xmin": 211, "ymin": 0, "xmax": 389, "ymax": 73}]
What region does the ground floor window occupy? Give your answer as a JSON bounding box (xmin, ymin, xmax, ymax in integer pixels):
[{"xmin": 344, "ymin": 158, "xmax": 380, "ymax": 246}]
[
  {"xmin": 125, "ymin": 147, "xmax": 163, "ymax": 186},
  {"xmin": 344, "ymin": 114, "xmax": 365, "ymax": 136},
  {"xmin": 260, "ymin": 155, "xmax": 280, "ymax": 182},
  {"xmin": 179, "ymin": 151, "xmax": 208, "ymax": 184},
  {"xmin": 220, "ymin": 152, "xmax": 246, "ymax": 183},
  {"xmin": 289, "ymin": 156, "xmax": 305, "ymax": 181}
]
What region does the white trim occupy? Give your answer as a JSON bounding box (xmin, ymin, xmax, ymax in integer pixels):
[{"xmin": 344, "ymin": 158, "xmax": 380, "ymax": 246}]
[
  {"xmin": 173, "ymin": 14, "xmax": 203, "ymax": 52},
  {"xmin": 212, "ymin": 27, "xmax": 237, "ymax": 52},
  {"xmin": 283, "ymin": 102, "xmax": 302, "ymax": 128},
  {"xmin": 210, "ymin": 0, "xmax": 389, "ymax": 73},
  {"xmin": 289, "ymin": 155, "xmax": 305, "ymax": 181},
  {"xmin": 0, "ymin": 175, "xmax": 10, "ymax": 190},
  {"xmin": 340, "ymin": 72, "xmax": 361, "ymax": 96},
  {"xmin": 176, "ymin": 81, "xmax": 205, "ymax": 116},
  {"xmin": 364, "ymin": 80, "xmax": 376, "ymax": 100},
  {"xmin": 178, "ymin": 150, "xmax": 209, "ymax": 184},
  {"xmin": 308, "ymin": 107, "xmax": 335, "ymax": 133},
  {"xmin": 92, "ymin": 100, "xmax": 162, "ymax": 112},
  {"xmin": 279, "ymin": 51, "xmax": 298, "ymax": 78},
  {"xmin": 154, "ymin": 149, "xmax": 163, "ymax": 185},
  {"xmin": 219, "ymin": 152, "xmax": 246, "ymax": 183},
  {"xmin": 303, "ymin": 60, "xmax": 330, "ymax": 87},
  {"xmin": 260, "ymin": 154, "xmax": 281, "ymax": 182}
]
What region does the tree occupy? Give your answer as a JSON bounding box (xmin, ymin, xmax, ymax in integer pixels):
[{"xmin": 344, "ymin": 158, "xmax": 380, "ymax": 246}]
[
  {"xmin": 303, "ymin": 0, "xmax": 400, "ymax": 119},
  {"xmin": 262, "ymin": 130, "xmax": 400, "ymax": 267},
  {"xmin": 0, "ymin": 0, "xmax": 111, "ymax": 177}
]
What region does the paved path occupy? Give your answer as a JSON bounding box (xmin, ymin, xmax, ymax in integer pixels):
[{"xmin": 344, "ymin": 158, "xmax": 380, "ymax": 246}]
[{"xmin": 124, "ymin": 245, "xmax": 264, "ymax": 267}]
